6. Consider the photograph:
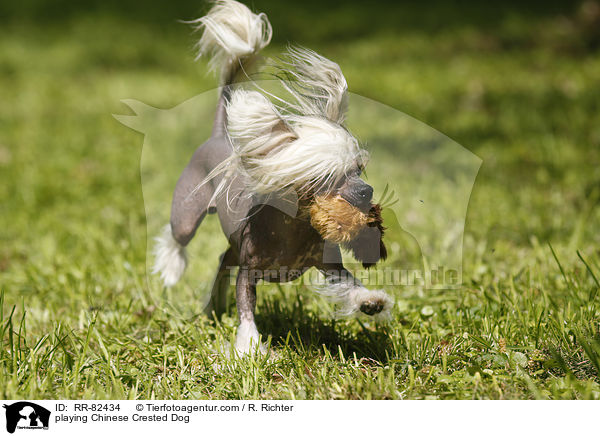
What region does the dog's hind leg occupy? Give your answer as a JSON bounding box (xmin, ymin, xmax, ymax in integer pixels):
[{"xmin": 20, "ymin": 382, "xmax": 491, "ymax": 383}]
[
  {"xmin": 153, "ymin": 158, "xmax": 212, "ymax": 287},
  {"xmin": 204, "ymin": 247, "xmax": 237, "ymax": 319},
  {"xmin": 154, "ymin": 137, "xmax": 228, "ymax": 287},
  {"xmin": 170, "ymin": 147, "xmax": 216, "ymax": 246}
]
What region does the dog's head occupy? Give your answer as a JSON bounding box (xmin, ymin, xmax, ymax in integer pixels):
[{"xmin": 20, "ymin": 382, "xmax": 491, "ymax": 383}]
[{"xmin": 219, "ymin": 47, "xmax": 387, "ymax": 266}]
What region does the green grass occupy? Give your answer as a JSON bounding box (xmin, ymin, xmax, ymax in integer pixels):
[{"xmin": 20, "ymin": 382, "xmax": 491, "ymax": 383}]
[{"xmin": 1, "ymin": 1, "xmax": 600, "ymax": 399}]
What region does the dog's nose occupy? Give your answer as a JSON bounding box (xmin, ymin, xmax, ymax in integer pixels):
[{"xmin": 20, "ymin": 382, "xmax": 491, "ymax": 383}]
[
  {"xmin": 357, "ymin": 184, "xmax": 373, "ymax": 203},
  {"xmin": 339, "ymin": 178, "xmax": 374, "ymax": 212},
  {"xmin": 350, "ymin": 183, "xmax": 373, "ymax": 211}
]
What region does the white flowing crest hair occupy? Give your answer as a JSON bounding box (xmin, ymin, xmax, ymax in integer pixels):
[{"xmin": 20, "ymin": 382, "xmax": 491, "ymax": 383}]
[
  {"xmin": 227, "ymin": 94, "xmax": 365, "ymax": 195},
  {"xmin": 188, "ymin": 0, "xmax": 272, "ymax": 82},
  {"xmin": 197, "ymin": 42, "xmax": 367, "ymax": 202},
  {"xmin": 277, "ymin": 46, "xmax": 349, "ymax": 124}
]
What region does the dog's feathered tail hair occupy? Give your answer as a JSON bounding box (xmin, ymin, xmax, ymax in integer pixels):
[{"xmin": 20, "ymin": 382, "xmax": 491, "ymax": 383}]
[
  {"xmin": 153, "ymin": 224, "xmax": 187, "ymax": 287},
  {"xmin": 189, "ymin": 0, "xmax": 272, "ymax": 84}
]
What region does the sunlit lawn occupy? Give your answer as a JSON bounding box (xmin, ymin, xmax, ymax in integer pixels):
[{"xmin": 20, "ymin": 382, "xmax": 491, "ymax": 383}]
[{"xmin": 1, "ymin": 2, "xmax": 599, "ymax": 399}]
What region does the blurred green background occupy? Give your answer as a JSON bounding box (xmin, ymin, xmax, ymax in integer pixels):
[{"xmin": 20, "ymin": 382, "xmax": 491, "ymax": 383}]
[{"xmin": 1, "ymin": 0, "xmax": 599, "ymax": 399}]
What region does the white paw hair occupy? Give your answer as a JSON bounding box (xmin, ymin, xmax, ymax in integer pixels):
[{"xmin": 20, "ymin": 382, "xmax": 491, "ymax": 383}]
[
  {"xmin": 235, "ymin": 320, "xmax": 267, "ymax": 355},
  {"xmin": 317, "ymin": 282, "xmax": 393, "ymax": 320}
]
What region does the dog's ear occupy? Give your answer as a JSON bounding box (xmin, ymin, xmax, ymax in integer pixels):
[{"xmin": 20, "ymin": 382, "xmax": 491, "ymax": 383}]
[
  {"xmin": 279, "ymin": 46, "xmax": 349, "ymax": 124},
  {"xmin": 227, "ymin": 89, "xmax": 296, "ymax": 156},
  {"xmin": 343, "ymin": 204, "xmax": 387, "ymax": 268},
  {"xmin": 226, "ymin": 89, "xmax": 298, "ymax": 191}
]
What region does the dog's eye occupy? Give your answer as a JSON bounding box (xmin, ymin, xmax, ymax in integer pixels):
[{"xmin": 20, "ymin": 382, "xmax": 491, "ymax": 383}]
[
  {"xmin": 356, "ymin": 150, "xmax": 370, "ymax": 172},
  {"xmin": 353, "ymin": 162, "xmax": 366, "ymax": 177}
]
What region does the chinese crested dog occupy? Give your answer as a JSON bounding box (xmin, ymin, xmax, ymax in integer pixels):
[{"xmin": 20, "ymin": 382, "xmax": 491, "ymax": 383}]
[{"xmin": 153, "ymin": 0, "xmax": 392, "ymax": 354}]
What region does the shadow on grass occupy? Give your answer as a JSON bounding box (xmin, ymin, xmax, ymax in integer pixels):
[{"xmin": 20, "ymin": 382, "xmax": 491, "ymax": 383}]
[{"xmin": 254, "ymin": 295, "xmax": 393, "ymax": 363}]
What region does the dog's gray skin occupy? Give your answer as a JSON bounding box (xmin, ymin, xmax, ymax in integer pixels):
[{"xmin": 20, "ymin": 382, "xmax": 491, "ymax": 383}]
[{"xmin": 169, "ymin": 86, "xmax": 384, "ymax": 339}]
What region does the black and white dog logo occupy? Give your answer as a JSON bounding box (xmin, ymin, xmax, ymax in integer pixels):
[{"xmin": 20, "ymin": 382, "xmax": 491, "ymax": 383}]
[{"xmin": 3, "ymin": 402, "xmax": 50, "ymax": 433}]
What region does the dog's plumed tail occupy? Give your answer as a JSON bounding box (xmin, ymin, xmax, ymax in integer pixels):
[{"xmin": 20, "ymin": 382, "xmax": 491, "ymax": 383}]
[
  {"xmin": 153, "ymin": 224, "xmax": 187, "ymax": 287},
  {"xmin": 189, "ymin": 0, "xmax": 272, "ymax": 84}
]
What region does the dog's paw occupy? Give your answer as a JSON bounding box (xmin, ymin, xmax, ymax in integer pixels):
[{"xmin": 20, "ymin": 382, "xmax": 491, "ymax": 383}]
[
  {"xmin": 317, "ymin": 282, "xmax": 393, "ymax": 320},
  {"xmin": 234, "ymin": 321, "xmax": 268, "ymax": 355},
  {"xmin": 359, "ymin": 299, "xmax": 385, "ymax": 315},
  {"xmin": 354, "ymin": 289, "xmax": 393, "ymax": 321}
]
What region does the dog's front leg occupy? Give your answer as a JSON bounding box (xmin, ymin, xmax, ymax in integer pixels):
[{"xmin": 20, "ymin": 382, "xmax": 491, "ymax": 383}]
[
  {"xmin": 315, "ymin": 244, "xmax": 392, "ymax": 319},
  {"xmin": 234, "ymin": 267, "xmax": 266, "ymax": 354}
]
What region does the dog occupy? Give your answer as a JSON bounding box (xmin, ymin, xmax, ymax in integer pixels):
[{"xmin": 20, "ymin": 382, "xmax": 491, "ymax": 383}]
[{"xmin": 153, "ymin": 0, "xmax": 392, "ymax": 354}]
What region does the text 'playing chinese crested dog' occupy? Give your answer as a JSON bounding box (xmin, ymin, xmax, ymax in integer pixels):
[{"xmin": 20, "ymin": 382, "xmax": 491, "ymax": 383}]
[{"xmin": 153, "ymin": 0, "xmax": 392, "ymax": 354}]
